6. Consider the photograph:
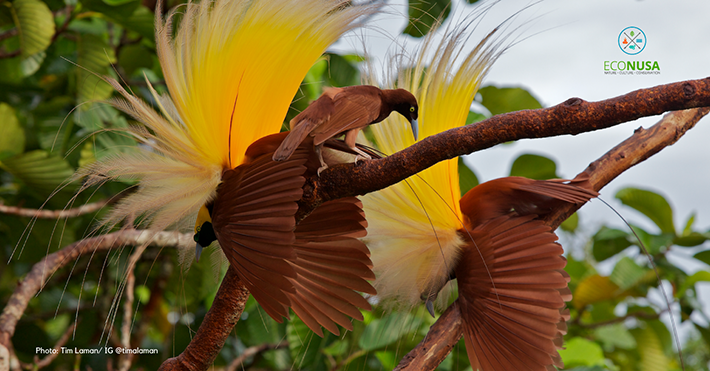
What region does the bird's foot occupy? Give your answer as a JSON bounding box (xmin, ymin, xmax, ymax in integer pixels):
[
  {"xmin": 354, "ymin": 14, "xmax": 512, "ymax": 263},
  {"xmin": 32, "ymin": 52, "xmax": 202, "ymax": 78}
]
[
  {"xmin": 317, "ymin": 164, "xmax": 328, "ymax": 176},
  {"xmin": 353, "ymin": 155, "xmax": 371, "ymax": 164}
]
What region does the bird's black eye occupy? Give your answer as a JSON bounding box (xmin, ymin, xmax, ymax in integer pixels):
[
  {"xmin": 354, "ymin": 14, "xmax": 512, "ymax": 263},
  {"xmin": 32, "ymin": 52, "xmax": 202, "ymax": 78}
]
[{"xmin": 409, "ymin": 106, "xmax": 415, "ymax": 112}]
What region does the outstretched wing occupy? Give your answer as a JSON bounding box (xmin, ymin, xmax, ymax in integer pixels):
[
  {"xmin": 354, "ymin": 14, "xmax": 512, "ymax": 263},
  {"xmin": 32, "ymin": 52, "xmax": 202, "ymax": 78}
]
[
  {"xmin": 288, "ymin": 197, "xmax": 376, "ymax": 336},
  {"xmin": 212, "ymin": 145, "xmax": 309, "ymax": 321},
  {"xmin": 456, "ymin": 215, "xmax": 569, "ymax": 371}
]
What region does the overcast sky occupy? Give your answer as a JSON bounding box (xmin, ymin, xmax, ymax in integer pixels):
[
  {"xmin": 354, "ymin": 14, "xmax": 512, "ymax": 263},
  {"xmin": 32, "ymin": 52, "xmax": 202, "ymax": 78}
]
[{"xmin": 332, "ymin": 0, "xmax": 710, "ymax": 339}]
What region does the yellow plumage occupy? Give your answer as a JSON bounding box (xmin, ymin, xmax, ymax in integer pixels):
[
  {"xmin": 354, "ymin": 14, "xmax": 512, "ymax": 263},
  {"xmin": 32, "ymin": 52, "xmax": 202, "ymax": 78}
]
[
  {"xmin": 361, "ymin": 25, "xmax": 503, "ymax": 307},
  {"xmin": 78, "ymin": 0, "xmax": 373, "ymax": 245}
]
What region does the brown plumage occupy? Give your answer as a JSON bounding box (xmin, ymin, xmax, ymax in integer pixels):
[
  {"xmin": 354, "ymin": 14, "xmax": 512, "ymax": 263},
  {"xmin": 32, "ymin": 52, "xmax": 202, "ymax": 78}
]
[
  {"xmin": 452, "ymin": 174, "xmax": 597, "ymax": 371},
  {"xmin": 273, "ymin": 85, "xmax": 419, "ymax": 173},
  {"xmin": 198, "ymin": 132, "xmax": 375, "ymax": 333}
]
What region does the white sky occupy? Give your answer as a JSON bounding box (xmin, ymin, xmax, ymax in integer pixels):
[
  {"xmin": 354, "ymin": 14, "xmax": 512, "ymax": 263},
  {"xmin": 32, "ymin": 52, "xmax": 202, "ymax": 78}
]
[{"xmin": 332, "ymin": 0, "xmax": 710, "ymax": 343}]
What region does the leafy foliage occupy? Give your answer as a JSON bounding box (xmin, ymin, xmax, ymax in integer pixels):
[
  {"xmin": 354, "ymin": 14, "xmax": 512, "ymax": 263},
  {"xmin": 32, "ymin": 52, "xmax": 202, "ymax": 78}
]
[{"xmin": 1, "ymin": 0, "xmax": 708, "ymax": 370}]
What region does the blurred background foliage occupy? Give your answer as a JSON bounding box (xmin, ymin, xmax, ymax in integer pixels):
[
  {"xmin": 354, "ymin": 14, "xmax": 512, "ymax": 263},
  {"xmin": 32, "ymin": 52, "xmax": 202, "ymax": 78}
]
[{"xmin": 1, "ymin": 0, "xmax": 709, "ymax": 370}]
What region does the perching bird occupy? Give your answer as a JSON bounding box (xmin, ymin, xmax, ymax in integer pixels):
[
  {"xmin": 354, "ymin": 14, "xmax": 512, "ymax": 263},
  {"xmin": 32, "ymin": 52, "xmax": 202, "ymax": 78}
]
[
  {"xmin": 360, "ymin": 24, "xmax": 597, "ymax": 370},
  {"xmin": 273, "ymin": 85, "xmax": 419, "ymax": 173},
  {"xmin": 77, "ymin": 0, "xmax": 379, "ymax": 336}
]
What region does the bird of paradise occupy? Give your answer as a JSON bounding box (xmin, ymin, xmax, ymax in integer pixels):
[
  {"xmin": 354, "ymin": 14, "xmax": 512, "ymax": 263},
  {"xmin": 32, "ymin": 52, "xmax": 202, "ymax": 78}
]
[
  {"xmin": 77, "ymin": 0, "xmax": 379, "ymax": 336},
  {"xmin": 361, "ymin": 24, "xmax": 597, "ymax": 370}
]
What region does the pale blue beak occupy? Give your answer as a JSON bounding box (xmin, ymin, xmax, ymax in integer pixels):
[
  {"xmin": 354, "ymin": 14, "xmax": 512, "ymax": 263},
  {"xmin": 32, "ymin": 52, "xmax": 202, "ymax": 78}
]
[
  {"xmin": 411, "ymin": 119, "xmax": 419, "ymax": 141},
  {"xmin": 195, "ymin": 243, "xmax": 203, "ymax": 262}
]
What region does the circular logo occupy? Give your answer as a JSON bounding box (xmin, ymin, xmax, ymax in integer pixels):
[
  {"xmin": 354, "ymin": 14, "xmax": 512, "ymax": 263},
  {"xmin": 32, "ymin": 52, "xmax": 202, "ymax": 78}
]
[{"xmin": 618, "ymin": 26, "xmax": 646, "ymax": 55}]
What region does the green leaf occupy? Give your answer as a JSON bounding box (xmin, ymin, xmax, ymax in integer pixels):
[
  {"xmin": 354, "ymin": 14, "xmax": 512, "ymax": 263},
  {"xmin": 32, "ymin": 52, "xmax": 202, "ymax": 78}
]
[
  {"xmin": 458, "ymin": 157, "xmax": 478, "ymax": 196},
  {"xmin": 616, "ymin": 187, "xmax": 675, "ymax": 234},
  {"xmin": 325, "ymin": 53, "xmax": 360, "ymax": 87},
  {"xmin": 573, "ymin": 274, "xmax": 621, "ymax": 309},
  {"xmin": 375, "ymin": 351, "xmax": 398, "ymax": 370},
  {"xmin": 674, "ymin": 232, "xmax": 708, "ymax": 247},
  {"xmin": 594, "ymin": 323, "xmax": 637, "ymax": 350},
  {"xmin": 609, "ymin": 256, "xmax": 648, "ymax": 290},
  {"xmin": 682, "ymin": 212, "xmax": 696, "ymax": 235},
  {"xmin": 14, "ymin": 0, "xmax": 55, "ymax": 57},
  {"xmin": 358, "ymin": 312, "xmax": 423, "ymax": 351},
  {"xmin": 592, "ymin": 226, "xmax": 632, "ymax": 262},
  {"xmin": 0, "ymin": 102, "xmax": 25, "ymax": 160},
  {"xmin": 694, "ymin": 249, "xmax": 710, "ymax": 266},
  {"xmin": 464, "ymin": 0, "xmax": 480, "ymax": 3},
  {"xmin": 76, "ymin": 34, "xmax": 115, "ymax": 105},
  {"xmin": 287, "ymin": 316, "xmax": 330, "ymax": 370},
  {"xmin": 694, "ymin": 323, "xmax": 710, "ymax": 346},
  {"xmin": 677, "ymin": 271, "xmax": 710, "ymax": 297},
  {"xmin": 403, "ymin": 0, "xmax": 451, "ymax": 38},
  {"xmin": 20, "ymin": 50, "xmax": 45, "ymax": 76},
  {"xmin": 509, "ymin": 153, "xmax": 558, "ymax": 180},
  {"xmin": 560, "ymin": 212, "xmax": 579, "ymax": 232},
  {"xmin": 465, "ymin": 110, "xmax": 485, "ymax": 125},
  {"xmin": 631, "ymin": 322, "xmax": 672, "ymax": 371},
  {"xmin": 1, "ymin": 150, "xmax": 78, "ymax": 196},
  {"xmin": 478, "ymin": 85, "xmax": 543, "ymax": 116},
  {"xmin": 558, "ymin": 337, "xmax": 605, "ymax": 367},
  {"xmin": 117, "ymin": 44, "xmax": 153, "ymax": 77},
  {"xmin": 322, "ymin": 339, "xmax": 349, "ymax": 356}
]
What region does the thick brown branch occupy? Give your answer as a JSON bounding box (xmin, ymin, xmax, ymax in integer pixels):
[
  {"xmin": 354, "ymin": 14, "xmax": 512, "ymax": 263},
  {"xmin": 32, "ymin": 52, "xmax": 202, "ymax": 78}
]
[
  {"xmin": 158, "ymin": 266, "xmax": 249, "ymax": 371},
  {"xmin": 297, "ymin": 77, "xmax": 710, "ymax": 220},
  {"xmin": 0, "ymin": 230, "xmax": 191, "ymax": 366},
  {"xmin": 394, "ymin": 107, "xmax": 710, "ymax": 370}
]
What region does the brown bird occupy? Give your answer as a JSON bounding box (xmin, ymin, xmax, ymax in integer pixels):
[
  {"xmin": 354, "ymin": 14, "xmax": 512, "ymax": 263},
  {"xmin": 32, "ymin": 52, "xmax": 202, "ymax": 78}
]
[
  {"xmin": 450, "ymin": 174, "xmax": 598, "ymax": 370},
  {"xmin": 193, "ymin": 132, "xmax": 375, "ymax": 334},
  {"xmin": 272, "ymin": 85, "xmax": 419, "ymax": 174}
]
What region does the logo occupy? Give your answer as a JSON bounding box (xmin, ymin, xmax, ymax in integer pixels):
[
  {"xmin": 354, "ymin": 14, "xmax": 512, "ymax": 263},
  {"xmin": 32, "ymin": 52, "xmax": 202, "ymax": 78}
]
[{"xmin": 618, "ymin": 26, "xmax": 646, "ymax": 55}]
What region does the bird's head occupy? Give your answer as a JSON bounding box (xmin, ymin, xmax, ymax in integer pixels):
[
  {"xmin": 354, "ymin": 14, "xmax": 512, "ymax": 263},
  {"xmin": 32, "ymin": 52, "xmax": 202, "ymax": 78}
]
[
  {"xmin": 193, "ymin": 204, "xmax": 216, "ymax": 261},
  {"xmin": 389, "ymin": 89, "xmax": 419, "ymax": 140}
]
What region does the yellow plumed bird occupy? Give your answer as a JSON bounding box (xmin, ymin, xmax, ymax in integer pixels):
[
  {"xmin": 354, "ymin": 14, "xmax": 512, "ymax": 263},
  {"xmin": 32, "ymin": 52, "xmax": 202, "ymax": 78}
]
[
  {"xmin": 78, "ymin": 0, "xmax": 379, "ymax": 336},
  {"xmin": 361, "ymin": 24, "xmax": 597, "ymax": 370}
]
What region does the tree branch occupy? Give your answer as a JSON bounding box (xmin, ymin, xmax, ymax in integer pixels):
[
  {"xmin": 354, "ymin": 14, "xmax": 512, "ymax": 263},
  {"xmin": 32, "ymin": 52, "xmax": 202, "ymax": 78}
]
[
  {"xmin": 0, "ymin": 199, "xmax": 112, "ymax": 219},
  {"xmin": 297, "ymin": 77, "xmax": 710, "ymax": 220},
  {"xmin": 393, "ymin": 107, "xmax": 710, "ymax": 370}
]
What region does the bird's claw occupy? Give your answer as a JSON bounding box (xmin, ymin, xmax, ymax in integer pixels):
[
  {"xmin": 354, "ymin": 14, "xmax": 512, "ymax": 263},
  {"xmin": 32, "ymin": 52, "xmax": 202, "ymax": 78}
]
[{"xmin": 425, "ymin": 300, "xmax": 436, "ymax": 318}]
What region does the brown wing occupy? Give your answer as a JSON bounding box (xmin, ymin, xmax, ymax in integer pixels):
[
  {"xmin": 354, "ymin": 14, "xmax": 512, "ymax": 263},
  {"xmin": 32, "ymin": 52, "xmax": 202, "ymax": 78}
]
[
  {"xmin": 212, "ymin": 145, "xmax": 309, "ymax": 321},
  {"xmin": 459, "ymin": 176, "xmax": 598, "ymax": 226},
  {"xmin": 287, "ymin": 197, "xmax": 376, "ymax": 336},
  {"xmin": 273, "ymin": 96, "xmax": 335, "ymax": 161},
  {"xmin": 455, "ymin": 215, "xmax": 569, "ymax": 371},
  {"xmin": 312, "ymin": 86, "xmax": 383, "ymax": 145}
]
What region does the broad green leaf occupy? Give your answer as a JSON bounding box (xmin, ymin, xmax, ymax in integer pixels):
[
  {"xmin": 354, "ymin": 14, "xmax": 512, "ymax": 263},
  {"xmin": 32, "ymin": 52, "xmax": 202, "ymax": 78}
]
[
  {"xmin": 20, "ymin": 50, "xmax": 45, "ymax": 76},
  {"xmin": 573, "ymin": 274, "xmax": 621, "ymax": 309},
  {"xmin": 465, "ymin": 110, "xmax": 485, "ymax": 125},
  {"xmin": 631, "ymin": 323, "xmax": 672, "ymax": 371},
  {"xmin": 478, "ymin": 85, "xmax": 543, "ymax": 116},
  {"xmin": 117, "ymin": 44, "xmax": 153, "ymax": 77},
  {"xmin": 1, "ymin": 150, "xmax": 78, "ymax": 196},
  {"xmin": 595, "ymin": 323, "xmax": 637, "ymax": 350},
  {"xmin": 592, "ymin": 226, "xmax": 632, "ymax": 262},
  {"xmin": 375, "ymin": 351, "xmax": 398, "ymax": 370},
  {"xmin": 287, "ymin": 316, "xmax": 330, "ymax": 370},
  {"xmin": 404, "ymin": 0, "xmax": 451, "ymax": 38},
  {"xmin": 77, "ymin": 34, "xmax": 115, "ymax": 105},
  {"xmin": 560, "ymin": 212, "xmax": 579, "ymax": 232},
  {"xmin": 682, "ymin": 212, "xmax": 696, "ymax": 235},
  {"xmin": 358, "ymin": 312, "xmax": 423, "ymax": 351},
  {"xmin": 694, "ymin": 249, "xmax": 710, "ymax": 266},
  {"xmin": 509, "ymin": 153, "xmax": 558, "ymax": 180},
  {"xmin": 0, "ymin": 102, "xmax": 25, "ymax": 159},
  {"xmin": 610, "ymin": 257, "xmax": 649, "ymax": 290},
  {"xmin": 677, "ymin": 271, "xmax": 710, "ymax": 297},
  {"xmin": 558, "ymin": 337, "xmax": 605, "ymax": 367},
  {"xmin": 674, "ymin": 232, "xmax": 707, "ymax": 247},
  {"xmin": 322, "ymin": 339, "xmax": 348, "ymax": 356},
  {"xmin": 116, "ymin": 5, "xmax": 154, "ymax": 40},
  {"xmin": 458, "ymin": 157, "xmax": 478, "ymax": 196},
  {"xmin": 14, "ymin": 0, "xmax": 55, "ymax": 57},
  {"xmin": 325, "ymin": 53, "xmax": 360, "ymax": 87},
  {"xmin": 616, "ymin": 187, "xmax": 675, "ymax": 234},
  {"xmin": 81, "ymin": 0, "xmax": 140, "ymax": 19},
  {"xmin": 302, "ymin": 58, "xmax": 328, "ymax": 101}
]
